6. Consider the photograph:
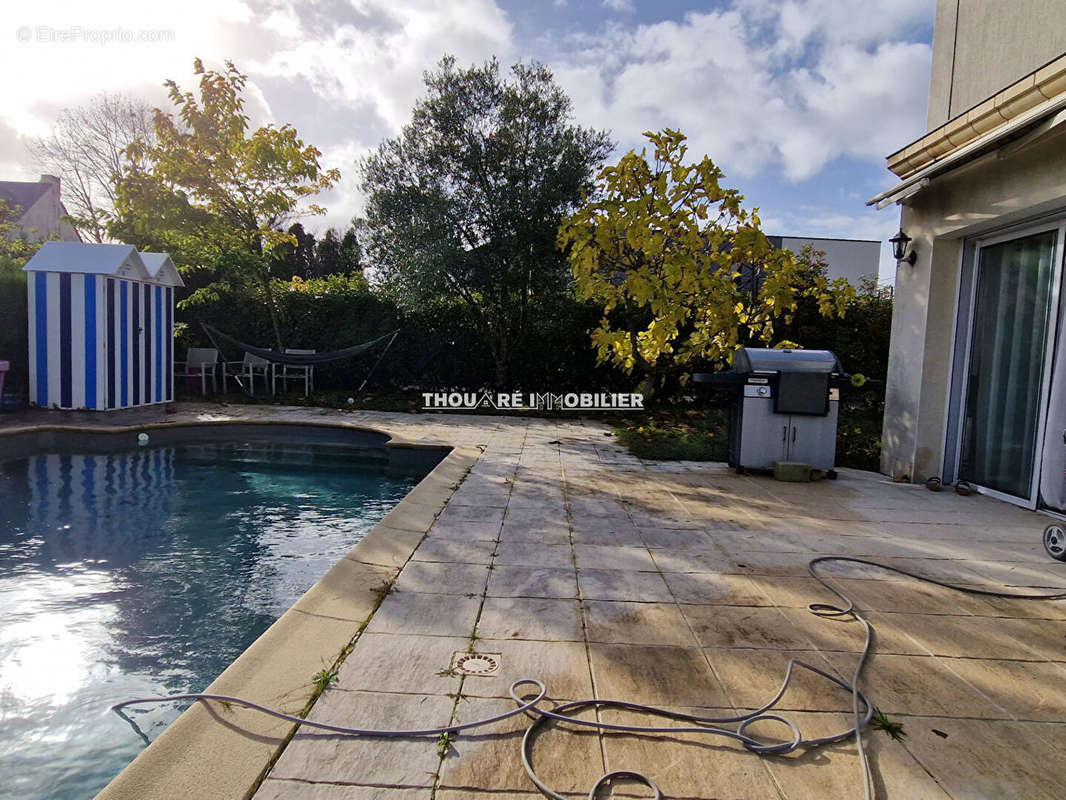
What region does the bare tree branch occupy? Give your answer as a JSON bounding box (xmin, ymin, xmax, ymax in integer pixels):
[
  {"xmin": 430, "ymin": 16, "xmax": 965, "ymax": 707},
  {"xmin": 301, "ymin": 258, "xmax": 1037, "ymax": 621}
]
[{"xmin": 29, "ymin": 93, "xmax": 156, "ymax": 242}]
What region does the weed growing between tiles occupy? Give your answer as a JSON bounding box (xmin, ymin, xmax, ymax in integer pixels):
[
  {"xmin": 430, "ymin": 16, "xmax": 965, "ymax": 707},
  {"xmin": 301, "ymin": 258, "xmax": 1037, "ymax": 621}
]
[{"xmin": 110, "ymin": 556, "xmax": 1066, "ymax": 800}]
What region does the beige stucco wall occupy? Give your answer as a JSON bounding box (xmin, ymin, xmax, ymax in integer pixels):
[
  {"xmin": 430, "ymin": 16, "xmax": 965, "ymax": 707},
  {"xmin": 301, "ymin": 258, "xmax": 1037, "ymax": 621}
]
[
  {"xmin": 11, "ymin": 182, "xmax": 80, "ymax": 242},
  {"xmin": 927, "ymin": 0, "xmax": 1066, "ymax": 129},
  {"xmin": 881, "ymin": 127, "xmax": 1066, "ymax": 480}
]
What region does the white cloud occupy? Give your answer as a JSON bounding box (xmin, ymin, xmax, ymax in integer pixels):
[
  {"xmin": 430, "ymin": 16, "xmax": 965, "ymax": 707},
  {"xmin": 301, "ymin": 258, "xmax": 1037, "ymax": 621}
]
[
  {"xmin": 602, "ymin": 0, "xmax": 635, "ymax": 13},
  {"xmin": 0, "ymin": 0, "xmax": 513, "ymax": 232},
  {"xmin": 552, "ymin": 1, "xmax": 933, "ymax": 181},
  {"xmin": 0, "ymin": 0, "xmax": 932, "ymax": 244}
]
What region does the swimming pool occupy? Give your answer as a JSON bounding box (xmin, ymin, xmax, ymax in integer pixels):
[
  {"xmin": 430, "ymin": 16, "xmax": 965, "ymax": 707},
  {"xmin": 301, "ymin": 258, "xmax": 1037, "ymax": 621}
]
[{"xmin": 0, "ymin": 437, "xmax": 427, "ymax": 800}]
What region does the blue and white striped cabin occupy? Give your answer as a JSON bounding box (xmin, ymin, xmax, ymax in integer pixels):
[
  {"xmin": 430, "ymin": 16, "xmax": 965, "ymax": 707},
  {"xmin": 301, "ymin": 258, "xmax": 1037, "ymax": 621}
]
[{"xmin": 23, "ymin": 242, "xmax": 184, "ymax": 410}]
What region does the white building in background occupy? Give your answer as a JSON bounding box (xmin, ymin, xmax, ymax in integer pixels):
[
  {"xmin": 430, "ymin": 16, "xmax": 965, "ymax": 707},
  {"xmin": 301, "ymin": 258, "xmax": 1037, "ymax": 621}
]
[{"xmin": 767, "ymin": 235, "xmax": 882, "ymax": 288}]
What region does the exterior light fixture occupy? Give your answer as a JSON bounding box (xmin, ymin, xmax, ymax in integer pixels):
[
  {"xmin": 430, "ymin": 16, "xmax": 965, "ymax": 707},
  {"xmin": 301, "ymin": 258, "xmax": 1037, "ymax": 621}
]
[{"xmin": 889, "ymin": 229, "xmax": 917, "ymax": 266}]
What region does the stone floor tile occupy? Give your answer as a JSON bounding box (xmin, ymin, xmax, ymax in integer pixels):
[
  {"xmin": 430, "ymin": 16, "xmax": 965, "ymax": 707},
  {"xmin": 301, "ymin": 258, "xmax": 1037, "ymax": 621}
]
[
  {"xmin": 393, "ymin": 561, "xmax": 490, "ymax": 595},
  {"xmin": 447, "ymin": 483, "xmax": 509, "ymax": 507},
  {"xmin": 476, "ymin": 597, "xmax": 584, "ymax": 641},
  {"xmin": 578, "ymin": 568, "xmax": 673, "ymax": 602},
  {"xmin": 411, "ymin": 538, "xmax": 496, "ymax": 564},
  {"xmin": 968, "ymin": 591, "xmax": 1066, "ymax": 621},
  {"xmin": 363, "ymin": 593, "xmax": 481, "ymax": 638},
  {"xmin": 822, "ymin": 651, "xmax": 1012, "ymax": 719},
  {"xmin": 437, "ymin": 793, "xmax": 582, "ymax": 800},
  {"xmin": 749, "ymin": 575, "xmax": 841, "ymax": 608},
  {"xmin": 649, "ymin": 546, "xmax": 733, "ymax": 573},
  {"xmin": 486, "ymin": 566, "xmax": 579, "ymax": 599},
  {"xmin": 572, "ymin": 544, "xmax": 656, "ymax": 571},
  {"xmin": 588, "ymin": 643, "xmax": 730, "ymax": 706},
  {"xmin": 664, "ymin": 572, "xmax": 769, "ymax": 606},
  {"xmin": 936, "ymin": 656, "xmax": 1066, "ymax": 721},
  {"xmin": 335, "ymin": 632, "xmax": 467, "ymax": 695},
  {"xmin": 824, "ymin": 576, "xmax": 1000, "ymax": 616},
  {"xmin": 705, "ymin": 647, "xmax": 853, "ymax": 712},
  {"xmin": 503, "ymin": 507, "xmax": 570, "ymax": 528},
  {"xmin": 597, "ymin": 705, "xmax": 783, "ymax": 799},
  {"xmin": 895, "ymin": 717, "xmax": 1066, "ymax": 800},
  {"xmin": 494, "ymin": 541, "xmax": 574, "ymax": 568},
  {"xmin": 267, "ymin": 691, "xmax": 454, "ymax": 787},
  {"xmin": 437, "ymin": 504, "xmax": 506, "ymax": 525},
  {"xmin": 753, "ymin": 711, "xmax": 953, "ymax": 800},
  {"xmin": 256, "ymin": 781, "xmax": 431, "ymax": 800},
  {"xmin": 458, "ymin": 638, "xmax": 594, "ymax": 700},
  {"xmin": 437, "ymin": 697, "xmax": 604, "ymax": 794},
  {"xmin": 637, "ymin": 527, "xmax": 715, "ymax": 549},
  {"xmin": 862, "ymin": 610, "xmax": 1056, "ymax": 659},
  {"xmin": 507, "ymin": 493, "xmax": 567, "ymax": 510},
  {"xmin": 682, "ymin": 605, "xmax": 817, "ymax": 650},
  {"xmin": 427, "ymin": 519, "xmax": 502, "ymax": 541},
  {"xmin": 583, "ymin": 600, "xmax": 698, "ymax": 647},
  {"xmin": 778, "ymin": 608, "xmax": 929, "ymax": 655},
  {"xmin": 725, "ymin": 550, "xmax": 823, "ymax": 577},
  {"xmin": 497, "ymin": 521, "xmax": 572, "ymax": 544},
  {"xmin": 570, "ymin": 520, "xmax": 645, "ymax": 546}
]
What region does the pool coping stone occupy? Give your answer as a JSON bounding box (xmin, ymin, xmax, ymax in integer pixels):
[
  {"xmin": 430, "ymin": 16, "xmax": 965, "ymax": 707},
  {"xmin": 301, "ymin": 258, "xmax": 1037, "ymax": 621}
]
[{"xmin": 0, "ymin": 417, "xmax": 472, "ymax": 800}]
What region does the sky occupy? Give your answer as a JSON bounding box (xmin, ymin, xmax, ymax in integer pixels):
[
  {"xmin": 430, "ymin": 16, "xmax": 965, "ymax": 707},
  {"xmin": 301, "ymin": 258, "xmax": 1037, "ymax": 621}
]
[{"xmin": 0, "ymin": 0, "xmax": 936, "ymax": 283}]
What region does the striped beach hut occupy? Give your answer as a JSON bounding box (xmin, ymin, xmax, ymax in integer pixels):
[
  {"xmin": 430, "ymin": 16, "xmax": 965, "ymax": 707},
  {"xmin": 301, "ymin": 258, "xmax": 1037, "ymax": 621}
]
[{"xmin": 24, "ymin": 242, "xmax": 184, "ymax": 410}]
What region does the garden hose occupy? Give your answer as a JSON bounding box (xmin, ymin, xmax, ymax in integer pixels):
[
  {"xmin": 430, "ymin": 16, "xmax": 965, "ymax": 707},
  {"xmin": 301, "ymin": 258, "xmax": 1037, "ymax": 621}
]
[{"xmin": 112, "ymin": 556, "xmax": 1066, "ymax": 800}]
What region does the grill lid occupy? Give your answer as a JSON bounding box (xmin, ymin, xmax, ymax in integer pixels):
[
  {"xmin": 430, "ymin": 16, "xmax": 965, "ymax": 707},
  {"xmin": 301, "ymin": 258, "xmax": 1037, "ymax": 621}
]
[{"xmin": 733, "ymin": 347, "xmax": 841, "ymax": 374}]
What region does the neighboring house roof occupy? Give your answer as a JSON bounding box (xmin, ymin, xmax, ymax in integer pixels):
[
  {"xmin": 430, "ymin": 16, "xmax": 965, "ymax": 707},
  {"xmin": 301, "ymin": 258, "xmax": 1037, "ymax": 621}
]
[
  {"xmin": 139, "ymin": 251, "xmax": 185, "ymax": 287},
  {"xmin": 24, "ymin": 242, "xmax": 152, "ymax": 281},
  {"xmin": 0, "ymin": 176, "xmax": 82, "ymax": 243},
  {"xmin": 0, "ymin": 181, "xmax": 52, "ymax": 215}
]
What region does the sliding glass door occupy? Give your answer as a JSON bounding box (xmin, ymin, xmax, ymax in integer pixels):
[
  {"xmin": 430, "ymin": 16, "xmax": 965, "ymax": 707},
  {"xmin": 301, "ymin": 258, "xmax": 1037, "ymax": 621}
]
[{"xmin": 959, "ymin": 226, "xmax": 1061, "ymax": 504}]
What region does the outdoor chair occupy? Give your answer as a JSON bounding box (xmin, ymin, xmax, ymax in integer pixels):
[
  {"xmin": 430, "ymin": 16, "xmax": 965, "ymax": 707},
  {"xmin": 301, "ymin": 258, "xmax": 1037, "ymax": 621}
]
[
  {"xmin": 223, "ymin": 352, "xmax": 272, "ymax": 395},
  {"xmin": 273, "ymin": 349, "xmax": 316, "ymax": 396},
  {"xmin": 174, "ymin": 348, "xmax": 219, "ymax": 395}
]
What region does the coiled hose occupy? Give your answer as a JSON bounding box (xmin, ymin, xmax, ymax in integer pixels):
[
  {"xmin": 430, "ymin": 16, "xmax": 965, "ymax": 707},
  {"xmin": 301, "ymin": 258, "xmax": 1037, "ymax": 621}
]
[{"xmin": 112, "ymin": 556, "xmax": 1066, "ymax": 800}]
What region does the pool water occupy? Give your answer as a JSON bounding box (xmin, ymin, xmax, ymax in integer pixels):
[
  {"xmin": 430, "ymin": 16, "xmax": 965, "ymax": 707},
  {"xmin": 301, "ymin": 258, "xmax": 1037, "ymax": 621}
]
[{"xmin": 0, "ymin": 442, "xmax": 422, "ymax": 800}]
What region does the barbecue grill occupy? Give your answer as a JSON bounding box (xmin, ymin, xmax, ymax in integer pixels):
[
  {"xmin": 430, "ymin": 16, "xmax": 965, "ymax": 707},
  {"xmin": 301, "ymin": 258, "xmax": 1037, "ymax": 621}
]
[{"xmin": 695, "ymin": 347, "xmax": 847, "ymax": 477}]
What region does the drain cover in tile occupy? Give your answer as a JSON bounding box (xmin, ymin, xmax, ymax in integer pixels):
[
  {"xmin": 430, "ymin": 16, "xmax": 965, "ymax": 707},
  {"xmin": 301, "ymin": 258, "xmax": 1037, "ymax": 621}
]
[{"xmin": 452, "ymin": 651, "xmax": 501, "ymax": 676}]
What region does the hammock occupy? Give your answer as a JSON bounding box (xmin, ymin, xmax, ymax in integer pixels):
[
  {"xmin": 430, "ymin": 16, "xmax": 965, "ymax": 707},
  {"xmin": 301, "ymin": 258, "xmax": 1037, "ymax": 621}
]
[{"xmin": 201, "ymin": 323, "xmax": 399, "ymax": 366}]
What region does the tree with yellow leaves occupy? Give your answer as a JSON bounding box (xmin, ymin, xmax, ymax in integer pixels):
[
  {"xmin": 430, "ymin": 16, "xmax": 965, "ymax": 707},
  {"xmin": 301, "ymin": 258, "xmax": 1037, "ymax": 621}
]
[{"xmin": 560, "ymin": 129, "xmax": 853, "ymax": 394}]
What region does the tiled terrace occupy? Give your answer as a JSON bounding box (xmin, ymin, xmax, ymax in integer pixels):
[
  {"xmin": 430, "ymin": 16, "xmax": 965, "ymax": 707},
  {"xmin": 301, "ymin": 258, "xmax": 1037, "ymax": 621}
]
[{"xmin": 7, "ymin": 404, "xmax": 1066, "ymax": 798}]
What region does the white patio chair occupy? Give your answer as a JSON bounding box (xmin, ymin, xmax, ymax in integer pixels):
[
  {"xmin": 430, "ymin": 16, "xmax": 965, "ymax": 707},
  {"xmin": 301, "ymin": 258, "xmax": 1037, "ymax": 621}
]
[
  {"xmin": 174, "ymin": 348, "xmax": 219, "ymax": 395},
  {"xmin": 273, "ymin": 349, "xmax": 316, "ymax": 396},
  {"xmin": 223, "ymin": 352, "xmax": 272, "ymax": 395}
]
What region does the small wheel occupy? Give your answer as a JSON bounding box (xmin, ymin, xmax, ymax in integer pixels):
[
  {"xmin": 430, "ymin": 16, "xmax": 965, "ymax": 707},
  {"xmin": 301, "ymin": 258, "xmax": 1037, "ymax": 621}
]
[
  {"xmin": 736, "ymin": 466, "xmax": 747, "ymax": 475},
  {"xmin": 1044, "ymin": 525, "xmax": 1066, "ymax": 561},
  {"xmin": 826, "ymin": 470, "xmax": 838, "ymax": 480}
]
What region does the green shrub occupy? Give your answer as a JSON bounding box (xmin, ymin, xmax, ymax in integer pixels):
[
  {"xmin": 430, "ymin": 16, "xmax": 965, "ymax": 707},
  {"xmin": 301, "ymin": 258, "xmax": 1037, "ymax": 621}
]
[
  {"xmin": 613, "ymin": 409, "xmax": 730, "ymax": 461},
  {"xmin": 177, "ymin": 274, "xmax": 622, "ymax": 393},
  {"xmin": 0, "ymin": 257, "xmax": 28, "ymax": 401}
]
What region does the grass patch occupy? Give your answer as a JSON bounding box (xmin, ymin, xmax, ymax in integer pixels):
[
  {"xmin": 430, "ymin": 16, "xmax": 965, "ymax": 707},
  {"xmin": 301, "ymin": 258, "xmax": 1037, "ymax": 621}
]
[
  {"xmin": 436, "ymin": 731, "xmax": 456, "ymax": 758},
  {"xmin": 611, "ymin": 396, "xmax": 884, "ymax": 470},
  {"xmin": 612, "ymin": 408, "xmax": 730, "ymax": 462},
  {"xmin": 311, "ymin": 668, "xmax": 339, "ymax": 693},
  {"xmin": 870, "ymin": 707, "xmax": 906, "ymax": 741}
]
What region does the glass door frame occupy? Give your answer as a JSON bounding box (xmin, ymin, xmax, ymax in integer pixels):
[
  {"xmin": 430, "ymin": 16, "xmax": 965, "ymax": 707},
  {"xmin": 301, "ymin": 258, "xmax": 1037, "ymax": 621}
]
[{"xmin": 952, "ymin": 218, "xmax": 1066, "ymax": 509}]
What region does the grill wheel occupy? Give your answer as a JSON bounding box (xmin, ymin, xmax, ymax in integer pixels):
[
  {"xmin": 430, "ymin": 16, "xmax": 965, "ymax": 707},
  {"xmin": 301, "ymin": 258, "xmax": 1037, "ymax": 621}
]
[{"xmin": 1044, "ymin": 524, "xmax": 1066, "ymax": 561}]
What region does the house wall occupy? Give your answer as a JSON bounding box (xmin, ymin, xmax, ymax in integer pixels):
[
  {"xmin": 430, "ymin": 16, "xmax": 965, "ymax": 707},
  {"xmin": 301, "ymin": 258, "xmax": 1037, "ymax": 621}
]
[
  {"xmin": 881, "ymin": 127, "xmax": 1066, "ymax": 480},
  {"xmin": 17, "ymin": 180, "xmax": 80, "ymax": 242},
  {"xmin": 927, "ymin": 0, "xmax": 1066, "ymax": 129}
]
